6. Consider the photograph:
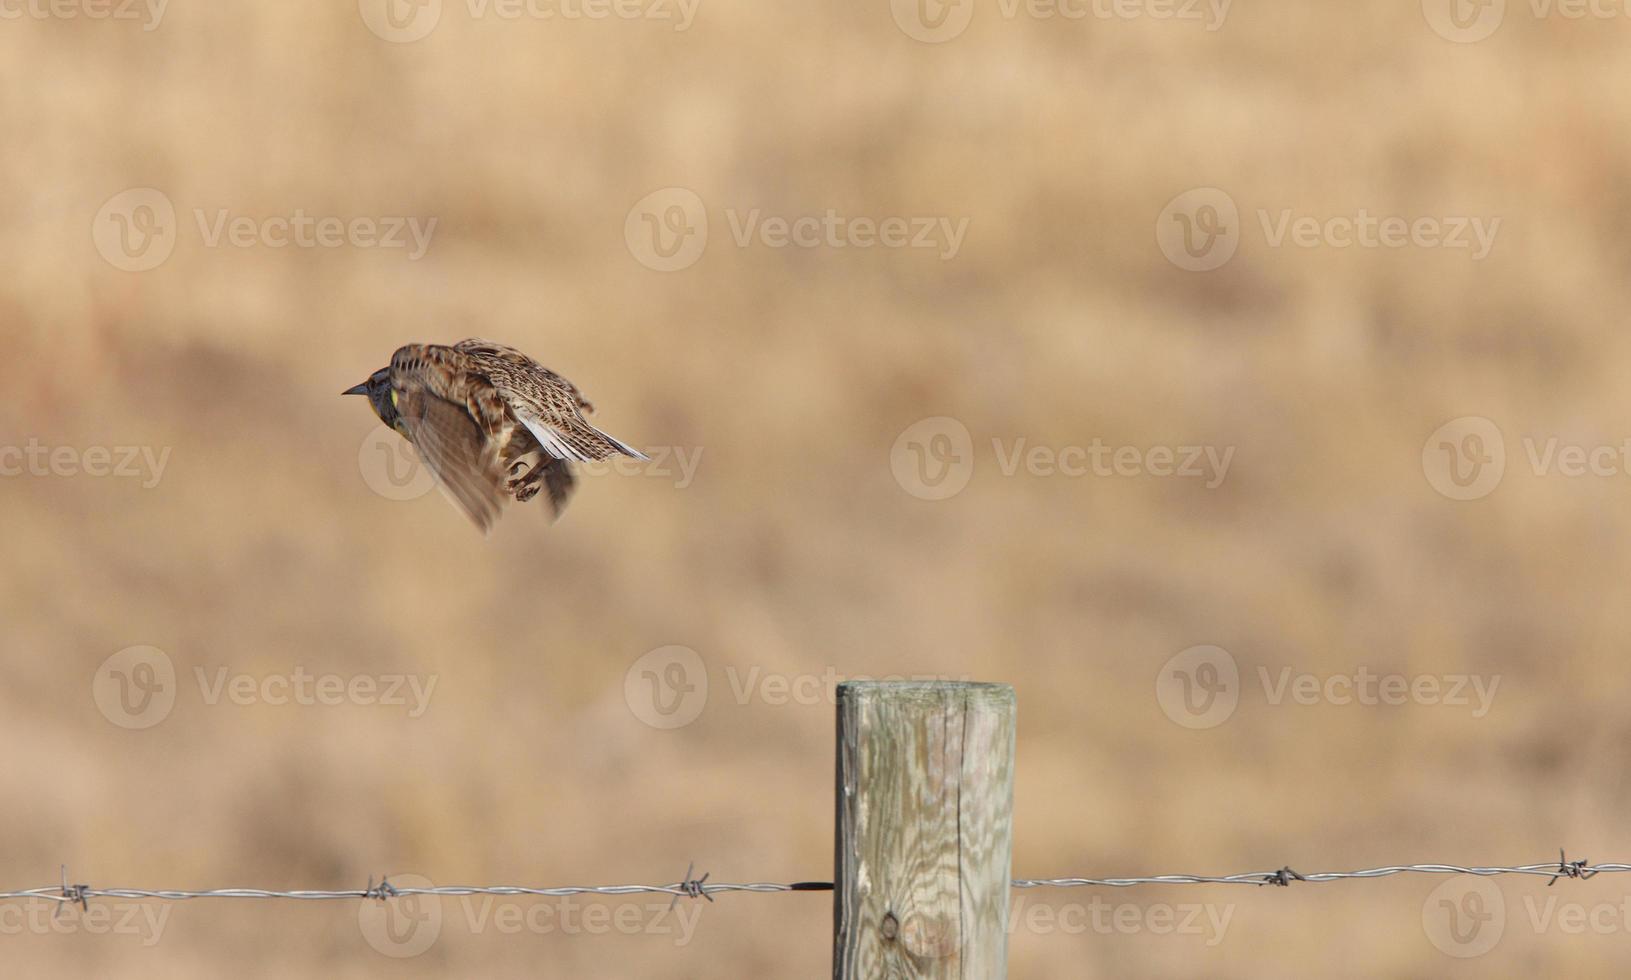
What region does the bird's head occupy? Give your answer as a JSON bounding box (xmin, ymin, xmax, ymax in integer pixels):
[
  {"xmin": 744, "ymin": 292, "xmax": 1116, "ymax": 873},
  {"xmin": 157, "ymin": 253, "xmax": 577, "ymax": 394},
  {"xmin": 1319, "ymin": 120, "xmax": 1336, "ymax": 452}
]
[{"xmin": 343, "ymin": 367, "xmax": 402, "ymax": 432}]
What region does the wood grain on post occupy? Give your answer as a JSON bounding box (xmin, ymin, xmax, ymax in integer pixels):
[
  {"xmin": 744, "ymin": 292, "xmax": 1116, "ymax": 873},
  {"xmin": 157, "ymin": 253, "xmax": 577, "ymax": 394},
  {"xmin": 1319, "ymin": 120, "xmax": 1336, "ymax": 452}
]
[{"xmin": 833, "ymin": 682, "xmax": 1016, "ymax": 979}]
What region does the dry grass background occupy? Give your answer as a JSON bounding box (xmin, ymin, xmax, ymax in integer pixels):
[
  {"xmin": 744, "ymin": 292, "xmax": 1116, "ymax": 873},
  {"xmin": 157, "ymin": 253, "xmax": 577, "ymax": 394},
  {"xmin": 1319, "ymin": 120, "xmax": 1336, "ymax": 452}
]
[{"xmin": 4, "ymin": 1, "xmax": 1631, "ymax": 976}]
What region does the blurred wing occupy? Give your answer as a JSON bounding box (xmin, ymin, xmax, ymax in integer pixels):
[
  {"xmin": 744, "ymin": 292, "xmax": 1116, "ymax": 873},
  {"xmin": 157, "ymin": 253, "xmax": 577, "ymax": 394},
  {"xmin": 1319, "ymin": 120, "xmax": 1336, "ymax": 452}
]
[
  {"xmin": 395, "ymin": 386, "xmax": 506, "ymax": 532},
  {"xmin": 540, "ymin": 456, "xmax": 577, "ymax": 521}
]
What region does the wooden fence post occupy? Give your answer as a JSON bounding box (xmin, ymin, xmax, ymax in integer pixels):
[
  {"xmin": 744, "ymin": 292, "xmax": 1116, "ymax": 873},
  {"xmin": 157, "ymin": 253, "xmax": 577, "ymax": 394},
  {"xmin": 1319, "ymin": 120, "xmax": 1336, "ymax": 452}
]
[{"xmin": 833, "ymin": 682, "xmax": 1016, "ymax": 979}]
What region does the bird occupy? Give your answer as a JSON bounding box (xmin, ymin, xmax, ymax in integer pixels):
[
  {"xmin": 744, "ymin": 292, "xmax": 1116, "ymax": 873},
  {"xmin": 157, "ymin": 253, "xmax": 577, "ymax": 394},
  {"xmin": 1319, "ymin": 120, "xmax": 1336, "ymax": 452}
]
[{"xmin": 344, "ymin": 339, "xmax": 646, "ymax": 531}]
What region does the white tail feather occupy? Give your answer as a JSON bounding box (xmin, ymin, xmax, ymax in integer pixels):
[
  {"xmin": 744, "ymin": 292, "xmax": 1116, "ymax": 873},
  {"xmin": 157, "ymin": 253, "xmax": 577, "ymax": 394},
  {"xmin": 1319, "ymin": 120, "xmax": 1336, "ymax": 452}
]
[{"xmin": 591, "ymin": 423, "xmax": 648, "ymax": 461}]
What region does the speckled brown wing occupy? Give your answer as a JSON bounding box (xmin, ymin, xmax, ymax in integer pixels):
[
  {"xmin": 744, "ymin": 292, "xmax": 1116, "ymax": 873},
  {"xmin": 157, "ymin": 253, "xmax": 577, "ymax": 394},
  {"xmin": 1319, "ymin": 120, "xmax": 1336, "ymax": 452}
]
[
  {"xmin": 454, "ymin": 338, "xmax": 594, "ymax": 412},
  {"xmin": 452, "ymin": 339, "xmax": 647, "ymax": 463}
]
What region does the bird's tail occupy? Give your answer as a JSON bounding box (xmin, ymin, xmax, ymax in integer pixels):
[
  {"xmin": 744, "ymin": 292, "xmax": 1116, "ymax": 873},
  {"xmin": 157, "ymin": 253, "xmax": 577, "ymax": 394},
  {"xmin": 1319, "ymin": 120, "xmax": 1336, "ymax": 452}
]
[
  {"xmin": 517, "ymin": 412, "xmax": 649, "ymax": 463},
  {"xmin": 584, "ymin": 421, "xmax": 649, "ymax": 461}
]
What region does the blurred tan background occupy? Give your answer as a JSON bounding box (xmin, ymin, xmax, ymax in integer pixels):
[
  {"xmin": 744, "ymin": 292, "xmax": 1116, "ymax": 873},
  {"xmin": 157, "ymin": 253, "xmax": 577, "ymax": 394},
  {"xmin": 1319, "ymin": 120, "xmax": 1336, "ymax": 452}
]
[{"xmin": 5, "ymin": 0, "xmax": 1631, "ymax": 976}]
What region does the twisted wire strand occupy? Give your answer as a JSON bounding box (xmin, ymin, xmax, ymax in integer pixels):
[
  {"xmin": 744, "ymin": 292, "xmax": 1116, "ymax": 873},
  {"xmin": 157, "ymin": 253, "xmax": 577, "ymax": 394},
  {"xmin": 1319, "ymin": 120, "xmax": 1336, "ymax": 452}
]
[
  {"xmin": 8, "ymin": 854, "xmax": 1624, "ymax": 908},
  {"xmin": 1013, "ymin": 860, "xmax": 1631, "ymax": 889},
  {"xmin": 2, "ymin": 880, "xmax": 808, "ymax": 905}
]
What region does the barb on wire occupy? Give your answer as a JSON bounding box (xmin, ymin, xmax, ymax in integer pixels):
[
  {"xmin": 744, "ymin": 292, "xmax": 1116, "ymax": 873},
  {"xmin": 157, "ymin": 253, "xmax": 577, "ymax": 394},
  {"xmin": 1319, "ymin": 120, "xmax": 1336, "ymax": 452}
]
[
  {"xmin": 1262, "ymin": 867, "xmax": 1306, "ymax": 887},
  {"xmin": 55, "ymin": 866, "xmax": 88, "ymax": 918},
  {"xmin": 8, "ymin": 854, "xmax": 1630, "ymax": 913},
  {"xmin": 1548, "ymin": 849, "xmax": 1598, "ymax": 887},
  {"xmin": 668, "ymin": 863, "xmax": 713, "ymax": 910},
  {"xmin": 362, "ymin": 875, "xmax": 398, "ymax": 901}
]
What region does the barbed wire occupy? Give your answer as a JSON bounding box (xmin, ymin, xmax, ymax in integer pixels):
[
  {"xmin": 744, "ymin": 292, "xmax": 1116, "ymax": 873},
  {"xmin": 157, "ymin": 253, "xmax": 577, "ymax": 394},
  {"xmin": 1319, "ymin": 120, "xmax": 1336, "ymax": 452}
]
[
  {"xmin": 8, "ymin": 853, "xmax": 1626, "ymax": 913},
  {"xmin": 1013, "ymin": 852, "xmax": 1631, "ymax": 889},
  {"xmin": 3, "ymin": 865, "xmax": 832, "ymax": 913}
]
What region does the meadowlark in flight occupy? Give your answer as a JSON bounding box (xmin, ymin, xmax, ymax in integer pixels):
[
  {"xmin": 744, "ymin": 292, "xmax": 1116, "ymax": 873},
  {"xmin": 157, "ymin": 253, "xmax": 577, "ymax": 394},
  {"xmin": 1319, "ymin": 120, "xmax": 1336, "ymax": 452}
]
[{"xmin": 345, "ymin": 339, "xmax": 646, "ymax": 532}]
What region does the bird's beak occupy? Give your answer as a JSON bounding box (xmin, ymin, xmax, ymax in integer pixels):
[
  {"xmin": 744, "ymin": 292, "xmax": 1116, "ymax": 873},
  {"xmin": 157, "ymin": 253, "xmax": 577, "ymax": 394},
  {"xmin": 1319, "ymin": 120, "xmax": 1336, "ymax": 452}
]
[{"xmin": 342, "ymin": 382, "xmax": 368, "ymax": 396}]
